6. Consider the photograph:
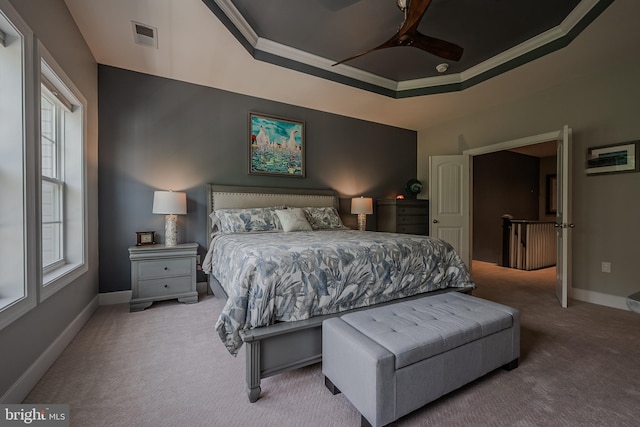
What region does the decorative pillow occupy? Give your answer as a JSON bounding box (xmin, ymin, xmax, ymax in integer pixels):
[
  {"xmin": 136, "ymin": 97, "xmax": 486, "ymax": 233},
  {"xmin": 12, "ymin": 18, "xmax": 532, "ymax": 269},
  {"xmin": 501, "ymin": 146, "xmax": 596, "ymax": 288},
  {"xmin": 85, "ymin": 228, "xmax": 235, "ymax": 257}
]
[
  {"xmin": 214, "ymin": 207, "xmax": 283, "ymax": 233},
  {"xmin": 209, "ymin": 212, "xmax": 222, "ymax": 236},
  {"xmin": 302, "ymin": 207, "xmax": 346, "ymax": 230},
  {"xmin": 275, "ymin": 208, "xmax": 313, "ymax": 232}
]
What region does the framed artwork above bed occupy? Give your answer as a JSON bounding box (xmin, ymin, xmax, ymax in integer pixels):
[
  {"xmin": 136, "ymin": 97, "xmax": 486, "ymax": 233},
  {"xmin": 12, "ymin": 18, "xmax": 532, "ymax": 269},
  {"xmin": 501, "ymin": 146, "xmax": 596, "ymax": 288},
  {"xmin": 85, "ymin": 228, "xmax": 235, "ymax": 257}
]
[{"xmin": 248, "ymin": 112, "xmax": 305, "ymax": 178}]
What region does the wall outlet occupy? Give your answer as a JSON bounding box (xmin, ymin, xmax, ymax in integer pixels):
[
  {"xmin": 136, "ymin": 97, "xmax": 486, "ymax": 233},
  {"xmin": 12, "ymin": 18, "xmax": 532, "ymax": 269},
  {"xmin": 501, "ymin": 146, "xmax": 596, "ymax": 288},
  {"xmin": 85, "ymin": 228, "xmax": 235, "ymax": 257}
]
[{"xmin": 601, "ymin": 261, "xmax": 611, "ymax": 273}]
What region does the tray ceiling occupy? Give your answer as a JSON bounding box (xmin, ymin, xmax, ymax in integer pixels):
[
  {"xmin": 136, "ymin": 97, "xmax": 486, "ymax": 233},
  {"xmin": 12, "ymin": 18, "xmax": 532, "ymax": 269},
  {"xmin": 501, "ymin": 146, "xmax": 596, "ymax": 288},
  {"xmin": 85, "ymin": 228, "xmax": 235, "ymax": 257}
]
[{"xmin": 203, "ymin": 0, "xmax": 613, "ymax": 98}]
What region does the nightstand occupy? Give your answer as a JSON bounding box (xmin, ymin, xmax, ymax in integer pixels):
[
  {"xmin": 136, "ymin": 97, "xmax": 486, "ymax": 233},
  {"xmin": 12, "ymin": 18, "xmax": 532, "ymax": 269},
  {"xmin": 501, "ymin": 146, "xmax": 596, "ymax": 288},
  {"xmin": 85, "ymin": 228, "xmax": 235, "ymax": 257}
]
[
  {"xmin": 376, "ymin": 199, "xmax": 429, "ymax": 235},
  {"xmin": 128, "ymin": 243, "xmax": 199, "ymax": 312}
]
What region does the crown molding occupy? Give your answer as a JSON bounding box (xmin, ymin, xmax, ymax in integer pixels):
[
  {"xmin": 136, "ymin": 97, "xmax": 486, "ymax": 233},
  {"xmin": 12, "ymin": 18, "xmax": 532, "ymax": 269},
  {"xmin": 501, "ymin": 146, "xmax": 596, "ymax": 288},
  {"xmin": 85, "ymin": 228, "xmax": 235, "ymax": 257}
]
[{"xmin": 203, "ymin": 0, "xmax": 613, "ymax": 98}]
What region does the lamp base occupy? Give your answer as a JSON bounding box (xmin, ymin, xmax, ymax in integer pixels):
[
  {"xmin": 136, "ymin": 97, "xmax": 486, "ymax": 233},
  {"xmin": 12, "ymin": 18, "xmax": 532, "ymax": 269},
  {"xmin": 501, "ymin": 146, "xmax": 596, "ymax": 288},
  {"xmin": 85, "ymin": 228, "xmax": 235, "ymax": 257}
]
[
  {"xmin": 357, "ymin": 214, "xmax": 367, "ymax": 231},
  {"xmin": 165, "ymin": 214, "xmax": 178, "ymax": 246}
]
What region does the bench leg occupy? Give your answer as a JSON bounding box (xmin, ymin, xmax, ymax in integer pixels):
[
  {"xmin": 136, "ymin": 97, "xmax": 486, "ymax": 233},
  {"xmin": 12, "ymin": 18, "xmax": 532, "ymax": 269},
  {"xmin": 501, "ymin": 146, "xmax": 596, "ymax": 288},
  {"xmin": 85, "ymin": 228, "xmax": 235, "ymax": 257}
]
[
  {"xmin": 324, "ymin": 376, "xmax": 341, "ymax": 395},
  {"xmin": 503, "ymin": 358, "xmax": 519, "ymax": 371}
]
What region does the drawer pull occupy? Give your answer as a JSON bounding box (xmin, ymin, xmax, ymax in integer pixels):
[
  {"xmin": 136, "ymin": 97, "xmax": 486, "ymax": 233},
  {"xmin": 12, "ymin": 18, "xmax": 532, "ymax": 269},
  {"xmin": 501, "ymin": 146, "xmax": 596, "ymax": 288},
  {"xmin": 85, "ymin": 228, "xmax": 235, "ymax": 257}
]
[
  {"xmin": 164, "ymin": 284, "xmax": 168, "ymax": 288},
  {"xmin": 164, "ymin": 266, "xmax": 168, "ymax": 270}
]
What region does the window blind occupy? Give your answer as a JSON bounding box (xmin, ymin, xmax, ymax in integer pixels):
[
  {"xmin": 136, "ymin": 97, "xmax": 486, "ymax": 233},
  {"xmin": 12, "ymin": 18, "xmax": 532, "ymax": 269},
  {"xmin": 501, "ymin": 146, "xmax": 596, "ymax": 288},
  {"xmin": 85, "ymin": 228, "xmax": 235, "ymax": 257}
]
[{"xmin": 41, "ymin": 74, "xmax": 73, "ymax": 112}]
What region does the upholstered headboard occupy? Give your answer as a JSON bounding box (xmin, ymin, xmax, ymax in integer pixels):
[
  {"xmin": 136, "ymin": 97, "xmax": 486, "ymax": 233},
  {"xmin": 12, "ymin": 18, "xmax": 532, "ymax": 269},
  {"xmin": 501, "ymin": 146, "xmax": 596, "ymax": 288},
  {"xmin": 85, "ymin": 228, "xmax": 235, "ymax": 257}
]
[{"xmin": 206, "ymin": 184, "xmax": 339, "ymax": 242}]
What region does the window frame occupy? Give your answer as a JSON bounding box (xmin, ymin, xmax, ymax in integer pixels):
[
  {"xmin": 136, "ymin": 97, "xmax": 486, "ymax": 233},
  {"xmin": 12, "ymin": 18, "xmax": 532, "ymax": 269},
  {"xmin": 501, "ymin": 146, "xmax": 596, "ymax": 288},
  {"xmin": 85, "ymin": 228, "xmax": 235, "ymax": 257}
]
[
  {"xmin": 0, "ymin": 0, "xmax": 37, "ymax": 331},
  {"xmin": 38, "ymin": 42, "xmax": 88, "ymax": 301}
]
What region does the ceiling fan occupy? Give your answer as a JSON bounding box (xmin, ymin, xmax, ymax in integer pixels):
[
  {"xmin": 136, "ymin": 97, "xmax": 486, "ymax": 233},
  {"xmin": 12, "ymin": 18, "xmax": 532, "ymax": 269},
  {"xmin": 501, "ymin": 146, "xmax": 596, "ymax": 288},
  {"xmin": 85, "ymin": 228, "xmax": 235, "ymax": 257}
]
[{"xmin": 333, "ymin": 0, "xmax": 463, "ymax": 66}]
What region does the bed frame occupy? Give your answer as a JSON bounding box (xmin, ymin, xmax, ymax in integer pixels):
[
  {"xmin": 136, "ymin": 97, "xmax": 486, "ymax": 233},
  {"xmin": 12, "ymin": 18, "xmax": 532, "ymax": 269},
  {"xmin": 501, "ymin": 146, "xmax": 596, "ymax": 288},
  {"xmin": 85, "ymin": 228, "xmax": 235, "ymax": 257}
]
[{"xmin": 206, "ymin": 184, "xmax": 473, "ymax": 402}]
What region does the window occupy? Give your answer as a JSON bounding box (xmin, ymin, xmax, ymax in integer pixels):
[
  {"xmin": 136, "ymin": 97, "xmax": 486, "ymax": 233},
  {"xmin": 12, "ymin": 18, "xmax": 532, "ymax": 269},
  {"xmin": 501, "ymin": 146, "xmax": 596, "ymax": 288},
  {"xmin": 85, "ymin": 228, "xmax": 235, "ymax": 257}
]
[
  {"xmin": 0, "ymin": 1, "xmax": 87, "ymax": 329},
  {"xmin": 39, "ymin": 48, "xmax": 87, "ymax": 300},
  {"xmin": 41, "ymin": 87, "xmax": 64, "ymax": 271},
  {"xmin": 0, "ymin": 0, "xmax": 37, "ymax": 331}
]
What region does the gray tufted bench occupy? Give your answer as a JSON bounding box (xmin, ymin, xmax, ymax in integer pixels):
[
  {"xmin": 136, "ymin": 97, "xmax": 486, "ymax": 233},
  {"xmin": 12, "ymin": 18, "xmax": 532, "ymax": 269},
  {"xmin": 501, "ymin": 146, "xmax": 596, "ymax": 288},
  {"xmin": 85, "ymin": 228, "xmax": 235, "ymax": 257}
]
[{"xmin": 322, "ymin": 292, "xmax": 520, "ymax": 427}]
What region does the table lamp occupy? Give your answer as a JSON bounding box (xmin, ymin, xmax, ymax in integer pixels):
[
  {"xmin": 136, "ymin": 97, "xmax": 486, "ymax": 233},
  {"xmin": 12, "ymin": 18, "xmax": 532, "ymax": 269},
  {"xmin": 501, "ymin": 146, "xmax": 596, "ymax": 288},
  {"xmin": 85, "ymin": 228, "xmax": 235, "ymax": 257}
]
[
  {"xmin": 152, "ymin": 190, "xmax": 187, "ymax": 246},
  {"xmin": 351, "ymin": 196, "xmax": 373, "ymax": 231}
]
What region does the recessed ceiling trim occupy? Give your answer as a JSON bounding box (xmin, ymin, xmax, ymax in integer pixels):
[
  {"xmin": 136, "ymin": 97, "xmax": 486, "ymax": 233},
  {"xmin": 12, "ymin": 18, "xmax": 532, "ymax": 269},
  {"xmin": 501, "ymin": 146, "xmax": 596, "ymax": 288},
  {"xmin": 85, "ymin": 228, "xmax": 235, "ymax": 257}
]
[
  {"xmin": 397, "ymin": 73, "xmax": 461, "ymax": 91},
  {"xmin": 202, "ymin": 0, "xmax": 614, "ymax": 98},
  {"xmin": 387, "ymin": 0, "xmax": 602, "ymax": 93},
  {"xmin": 210, "ymin": 0, "xmax": 257, "ymax": 45},
  {"xmin": 456, "ymin": 28, "xmax": 567, "ymax": 88},
  {"xmin": 256, "ymin": 37, "xmax": 399, "ymax": 91},
  {"xmin": 564, "ymin": 0, "xmax": 602, "ymax": 29},
  {"xmin": 461, "ymin": 0, "xmax": 601, "ymax": 82},
  {"xmin": 253, "ymin": 47, "xmax": 398, "ymax": 98}
]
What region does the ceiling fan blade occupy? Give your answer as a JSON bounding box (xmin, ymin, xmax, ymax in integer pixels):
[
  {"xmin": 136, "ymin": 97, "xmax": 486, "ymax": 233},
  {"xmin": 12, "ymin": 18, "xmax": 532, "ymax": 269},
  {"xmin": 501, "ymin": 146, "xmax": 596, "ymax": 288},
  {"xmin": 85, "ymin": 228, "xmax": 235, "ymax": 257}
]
[
  {"xmin": 332, "ymin": 36, "xmax": 400, "ymax": 66},
  {"xmin": 332, "ymin": 0, "xmax": 463, "ymax": 65},
  {"xmin": 411, "ymin": 31, "xmax": 463, "ymax": 61},
  {"xmin": 333, "ymin": 0, "xmax": 433, "ymax": 66}
]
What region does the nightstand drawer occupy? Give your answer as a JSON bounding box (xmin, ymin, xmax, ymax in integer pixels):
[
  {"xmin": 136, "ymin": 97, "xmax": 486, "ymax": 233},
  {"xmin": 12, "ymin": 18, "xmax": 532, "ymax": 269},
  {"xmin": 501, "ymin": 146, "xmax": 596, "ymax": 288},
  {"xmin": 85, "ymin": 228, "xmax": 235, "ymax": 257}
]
[
  {"xmin": 138, "ymin": 258, "xmax": 192, "ymax": 279},
  {"xmin": 137, "ymin": 276, "xmax": 193, "ymax": 299}
]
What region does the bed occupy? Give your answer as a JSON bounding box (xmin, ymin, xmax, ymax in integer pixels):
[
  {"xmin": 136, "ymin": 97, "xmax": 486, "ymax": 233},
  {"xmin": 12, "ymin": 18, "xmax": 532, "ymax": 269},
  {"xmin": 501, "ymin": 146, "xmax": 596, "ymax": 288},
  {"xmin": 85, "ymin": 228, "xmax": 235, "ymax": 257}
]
[{"xmin": 203, "ymin": 184, "xmax": 475, "ymax": 402}]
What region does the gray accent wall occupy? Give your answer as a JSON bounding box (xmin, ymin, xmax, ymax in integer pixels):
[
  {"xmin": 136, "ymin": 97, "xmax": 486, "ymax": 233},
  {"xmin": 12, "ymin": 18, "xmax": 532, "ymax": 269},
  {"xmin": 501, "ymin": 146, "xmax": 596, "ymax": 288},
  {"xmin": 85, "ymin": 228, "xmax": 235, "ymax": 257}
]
[
  {"xmin": 98, "ymin": 65, "xmax": 417, "ymax": 293},
  {"xmin": 1, "ymin": 0, "xmax": 99, "ymax": 401},
  {"xmin": 417, "ymin": 56, "xmax": 640, "ymax": 304}
]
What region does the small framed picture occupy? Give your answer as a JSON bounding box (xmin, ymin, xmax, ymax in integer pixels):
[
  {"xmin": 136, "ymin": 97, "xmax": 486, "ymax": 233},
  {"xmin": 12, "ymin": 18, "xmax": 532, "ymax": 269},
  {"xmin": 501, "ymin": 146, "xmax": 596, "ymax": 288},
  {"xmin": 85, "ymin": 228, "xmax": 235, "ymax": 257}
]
[
  {"xmin": 136, "ymin": 231, "xmax": 156, "ymax": 246},
  {"xmin": 586, "ymin": 141, "xmax": 639, "ymax": 175}
]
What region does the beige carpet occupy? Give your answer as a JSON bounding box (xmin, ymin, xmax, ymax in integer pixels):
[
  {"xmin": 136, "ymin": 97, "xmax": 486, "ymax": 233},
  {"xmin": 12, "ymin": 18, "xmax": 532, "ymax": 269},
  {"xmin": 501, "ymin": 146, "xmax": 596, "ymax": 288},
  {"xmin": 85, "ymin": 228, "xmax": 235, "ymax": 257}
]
[{"xmin": 25, "ymin": 261, "xmax": 640, "ymax": 426}]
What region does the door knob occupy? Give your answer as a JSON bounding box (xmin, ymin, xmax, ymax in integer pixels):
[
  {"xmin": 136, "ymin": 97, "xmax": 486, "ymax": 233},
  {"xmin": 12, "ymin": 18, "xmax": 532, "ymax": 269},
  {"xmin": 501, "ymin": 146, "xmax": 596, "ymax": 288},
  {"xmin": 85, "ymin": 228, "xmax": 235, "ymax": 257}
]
[
  {"xmin": 568, "ymin": 223, "xmax": 575, "ymax": 228},
  {"xmin": 554, "ymin": 223, "xmax": 560, "ymax": 228},
  {"xmin": 432, "ymin": 219, "xmax": 439, "ymax": 223}
]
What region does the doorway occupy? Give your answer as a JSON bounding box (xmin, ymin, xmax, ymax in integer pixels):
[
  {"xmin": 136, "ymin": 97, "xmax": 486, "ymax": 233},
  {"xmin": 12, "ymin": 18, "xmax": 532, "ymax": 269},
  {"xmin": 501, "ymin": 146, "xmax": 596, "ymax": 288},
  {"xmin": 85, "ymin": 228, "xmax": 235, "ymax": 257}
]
[
  {"xmin": 472, "ymin": 141, "xmax": 557, "ymax": 266},
  {"xmin": 462, "ymin": 127, "xmax": 572, "ymax": 307},
  {"xmin": 471, "ymin": 143, "xmax": 558, "ymax": 294}
]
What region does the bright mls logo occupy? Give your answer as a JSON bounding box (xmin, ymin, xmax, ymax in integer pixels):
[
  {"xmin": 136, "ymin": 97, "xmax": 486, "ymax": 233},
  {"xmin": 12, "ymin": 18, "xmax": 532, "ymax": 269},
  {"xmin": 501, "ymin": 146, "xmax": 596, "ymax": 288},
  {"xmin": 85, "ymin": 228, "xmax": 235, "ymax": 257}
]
[{"xmin": 1, "ymin": 405, "xmax": 69, "ymax": 426}]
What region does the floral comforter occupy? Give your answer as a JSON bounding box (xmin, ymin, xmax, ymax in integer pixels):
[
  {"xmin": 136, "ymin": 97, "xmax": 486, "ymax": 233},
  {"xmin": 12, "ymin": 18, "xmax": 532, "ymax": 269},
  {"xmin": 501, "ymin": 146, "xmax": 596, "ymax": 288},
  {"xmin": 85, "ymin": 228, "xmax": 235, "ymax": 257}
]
[{"xmin": 206, "ymin": 230, "xmax": 475, "ymax": 355}]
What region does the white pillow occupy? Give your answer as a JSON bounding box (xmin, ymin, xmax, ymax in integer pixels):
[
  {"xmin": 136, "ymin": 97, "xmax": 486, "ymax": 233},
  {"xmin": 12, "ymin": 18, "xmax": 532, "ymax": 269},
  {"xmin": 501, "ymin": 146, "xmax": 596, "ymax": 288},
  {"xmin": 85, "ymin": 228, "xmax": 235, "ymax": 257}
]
[{"xmin": 275, "ymin": 208, "xmax": 312, "ymax": 232}]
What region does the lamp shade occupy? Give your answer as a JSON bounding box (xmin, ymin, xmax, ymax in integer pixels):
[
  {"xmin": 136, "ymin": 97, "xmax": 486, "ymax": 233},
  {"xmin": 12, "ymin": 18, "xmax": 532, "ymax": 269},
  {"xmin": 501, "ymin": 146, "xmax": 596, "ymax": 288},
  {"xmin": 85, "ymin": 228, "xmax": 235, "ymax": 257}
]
[
  {"xmin": 351, "ymin": 197, "xmax": 373, "ymax": 215},
  {"xmin": 152, "ymin": 191, "xmax": 187, "ymax": 215}
]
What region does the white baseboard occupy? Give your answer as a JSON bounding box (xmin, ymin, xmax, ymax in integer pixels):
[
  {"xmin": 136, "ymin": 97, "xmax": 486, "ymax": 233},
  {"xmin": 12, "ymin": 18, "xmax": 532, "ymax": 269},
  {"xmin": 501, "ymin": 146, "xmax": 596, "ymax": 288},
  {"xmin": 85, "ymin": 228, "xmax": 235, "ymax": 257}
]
[
  {"xmin": 572, "ymin": 288, "xmax": 629, "ymax": 311},
  {"xmin": 98, "ymin": 290, "xmax": 131, "ymax": 306},
  {"xmin": 1, "ymin": 296, "xmax": 98, "ymax": 404}
]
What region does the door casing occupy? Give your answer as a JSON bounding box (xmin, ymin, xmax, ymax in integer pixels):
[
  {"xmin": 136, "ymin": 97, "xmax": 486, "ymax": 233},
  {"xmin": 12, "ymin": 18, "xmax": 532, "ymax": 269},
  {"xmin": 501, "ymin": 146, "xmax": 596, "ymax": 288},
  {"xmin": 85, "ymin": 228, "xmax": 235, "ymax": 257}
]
[{"xmin": 430, "ymin": 126, "xmax": 572, "ymax": 306}]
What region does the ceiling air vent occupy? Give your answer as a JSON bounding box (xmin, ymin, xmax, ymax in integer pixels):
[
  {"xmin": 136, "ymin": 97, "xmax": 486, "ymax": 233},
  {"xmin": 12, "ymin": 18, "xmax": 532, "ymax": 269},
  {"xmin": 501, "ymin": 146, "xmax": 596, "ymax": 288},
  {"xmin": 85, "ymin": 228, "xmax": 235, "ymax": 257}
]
[{"xmin": 131, "ymin": 21, "xmax": 158, "ymax": 49}]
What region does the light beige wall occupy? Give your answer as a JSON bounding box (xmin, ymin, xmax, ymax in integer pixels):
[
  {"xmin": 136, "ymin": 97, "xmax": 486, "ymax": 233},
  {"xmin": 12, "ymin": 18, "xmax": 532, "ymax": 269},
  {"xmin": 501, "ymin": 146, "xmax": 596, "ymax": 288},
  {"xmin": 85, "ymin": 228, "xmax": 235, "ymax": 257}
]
[
  {"xmin": 0, "ymin": 0, "xmax": 98, "ymax": 401},
  {"xmin": 417, "ymin": 56, "xmax": 640, "ymax": 304}
]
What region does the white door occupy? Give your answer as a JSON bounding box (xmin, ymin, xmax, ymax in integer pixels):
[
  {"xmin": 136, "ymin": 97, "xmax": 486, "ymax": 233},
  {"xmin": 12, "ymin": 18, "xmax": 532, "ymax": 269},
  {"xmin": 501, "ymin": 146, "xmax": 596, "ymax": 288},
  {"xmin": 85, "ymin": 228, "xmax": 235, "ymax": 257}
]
[
  {"xmin": 556, "ymin": 125, "xmax": 573, "ymax": 307},
  {"xmin": 429, "ymin": 155, "xmax": 471, "ymax": 268}
]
